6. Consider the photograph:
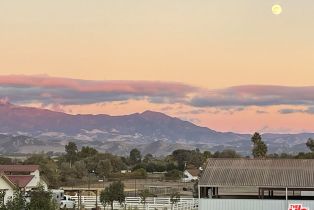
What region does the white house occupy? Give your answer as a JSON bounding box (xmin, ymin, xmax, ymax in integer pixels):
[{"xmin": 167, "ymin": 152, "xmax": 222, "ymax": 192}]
[
  {"xmin": 0, "ymin": 165, "xmax": 48, "ymax": 204},
  {"xmin": 0, "ymin": 174, "xmax": 15, "ymax": 204},
  {"xmin": 182, "ymin": 168, "xmax": 200, "ymax": 182}
]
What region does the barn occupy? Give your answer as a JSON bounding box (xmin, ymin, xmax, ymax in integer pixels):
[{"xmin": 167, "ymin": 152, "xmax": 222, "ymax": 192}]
[{"xmin": 198, "ymin": 158, "xmax": 314, "ymax": 210}]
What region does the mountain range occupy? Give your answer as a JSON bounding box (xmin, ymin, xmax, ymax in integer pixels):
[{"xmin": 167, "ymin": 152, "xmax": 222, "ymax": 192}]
[{"xmin": 0, "ymin": 102, "xmax": 313, "ymax": 156}]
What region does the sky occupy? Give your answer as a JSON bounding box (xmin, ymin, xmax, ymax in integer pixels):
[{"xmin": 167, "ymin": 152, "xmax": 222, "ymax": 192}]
[{"xmin": 0, "ymin": 0, "xmax": 314, "ymax": 133}]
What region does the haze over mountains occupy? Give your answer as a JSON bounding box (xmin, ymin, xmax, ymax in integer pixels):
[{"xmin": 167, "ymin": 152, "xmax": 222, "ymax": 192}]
[{"xmin": 0, "ymin": 102, "xmax": 313, "ymax": 156}]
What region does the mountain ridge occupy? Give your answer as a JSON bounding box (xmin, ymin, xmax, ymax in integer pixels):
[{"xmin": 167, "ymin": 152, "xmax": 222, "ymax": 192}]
[{"xmin": 0, "ymin": 103, "xmax": 313, "ymax": 155}]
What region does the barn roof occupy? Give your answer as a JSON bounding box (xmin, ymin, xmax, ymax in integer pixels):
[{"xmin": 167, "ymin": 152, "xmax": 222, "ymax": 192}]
[{"xmin": 199, "ymin": 158, "xmax": 314, "ymax": 188}]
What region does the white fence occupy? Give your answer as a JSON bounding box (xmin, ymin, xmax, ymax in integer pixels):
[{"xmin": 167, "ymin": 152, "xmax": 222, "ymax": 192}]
[{"xmin": 69, "ymin": 196, "xmax": 198, "ymax": 210}]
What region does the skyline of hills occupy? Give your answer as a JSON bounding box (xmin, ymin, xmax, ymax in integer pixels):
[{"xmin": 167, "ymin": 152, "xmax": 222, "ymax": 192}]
[{"xmin": 0, "ymin": 102, "xmax": 313, "ymax": 156}]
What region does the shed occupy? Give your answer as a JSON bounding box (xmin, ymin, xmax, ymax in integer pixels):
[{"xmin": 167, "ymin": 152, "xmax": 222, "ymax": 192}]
[{"xmin": 199, "ymin": 158, "xmax": 314, "ymax": 210}]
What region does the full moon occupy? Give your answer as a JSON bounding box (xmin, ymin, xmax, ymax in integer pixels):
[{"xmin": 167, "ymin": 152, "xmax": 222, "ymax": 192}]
[{"xmin": 272, "ymin": 4, "xmax": 282, "ymax": 15}]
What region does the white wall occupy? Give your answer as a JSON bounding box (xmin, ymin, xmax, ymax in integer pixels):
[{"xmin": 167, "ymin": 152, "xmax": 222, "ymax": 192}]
[
  {"xmin": 199, "ymin": 199, "xmax": 314, "ymax": 210},
  {"xmin": 0, "ymin": 177, "xmax": 14, "ymax": 204},
  {"xmin": 29, "ymin": 170, "xmax": 48, "ymax": 190},
  {"xmin": 182, "ymin": 170, "xmax": 198, "ymax": 182}
]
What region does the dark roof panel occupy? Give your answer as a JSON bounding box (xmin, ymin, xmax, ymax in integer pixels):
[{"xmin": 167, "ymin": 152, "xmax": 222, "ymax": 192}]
[{"xmin": 7, "ymin": 175, "xmax": 34, "ymax": 188}]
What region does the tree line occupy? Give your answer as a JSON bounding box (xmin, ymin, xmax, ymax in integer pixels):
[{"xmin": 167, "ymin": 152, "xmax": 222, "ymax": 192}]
[
  {"xmin": 0, "ymin": 186, "xmax": 57, "ymax": 210},
  {"xmin": 0, "ymin": 133, "xmax": 314, "ymax": 188}
]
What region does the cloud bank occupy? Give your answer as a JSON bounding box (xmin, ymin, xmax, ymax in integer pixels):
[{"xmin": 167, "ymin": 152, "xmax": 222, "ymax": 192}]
[
  {"xmin": 0, "ymin": 75, "xmax": 196, "ymax": 105},
  {"xmin": 1, "ymin": 75, "xmax": 314, "ymax": 111}
]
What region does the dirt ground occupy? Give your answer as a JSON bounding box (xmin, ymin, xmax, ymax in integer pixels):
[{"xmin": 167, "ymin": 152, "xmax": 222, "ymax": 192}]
[{"xmin": 67, "ymin": 178, "xmax": 195, "ymax": 197}]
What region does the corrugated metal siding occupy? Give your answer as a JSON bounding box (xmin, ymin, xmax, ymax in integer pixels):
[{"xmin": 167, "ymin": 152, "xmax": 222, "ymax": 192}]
[
  {"xmin": 200, "ymin": 159, "xmax": 314, "ymax": 187},
  {"xmin": 199, "ymin": 199, "xmax": 314, "ymax": 210}
]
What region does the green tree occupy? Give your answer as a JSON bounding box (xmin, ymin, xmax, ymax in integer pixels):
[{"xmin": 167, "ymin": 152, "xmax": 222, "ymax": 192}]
[
  {"xmin": 24, "ymin": 154, "xmax": 60, "ymax": 188},
  {"xmin": 139, "ymin": 189, "xmax": 151, "ymax": 207},
  {"xmin": 193, "ymin": 181, "xmax": 199, "ymax": 198},
  {"xmin": 203, "ymin": 151, "xmax": 212, "ymax": 159},
  {"xmin": 172, "ymin": 150, "xmax": 191, "ymax": 165},
  {"xmin": 0, "ymin": 190, "xmax": 6, "ymax": 209},
  {"xmin": 143, "ymin": 154, "xmax": 154, "ymax": 163},
  {"xmin": 251, "ymin": 132, "xmax": 268, "ymax": 158},
  {"xmin": 190, "ymin": 149, "xmax": 204, "ymax": 167},
  {"xmin": 108, "ymin": 156, "xmax": 127, "ymax": 172},
  {"xmin": 73, "ymin": 160, "xmax": 88, "ymax": 179},
  {"xmin": 27, "ymin": 186, "xmax": 58, "ymax": 210},
  {"xmin": 129, "ymin": 149, "xmax": 142, "ymax": 165},
  {"xmin": 59, "ymin": 162, "xmax": 76, "ymax": 186},
  {"xmin": 306, "ymin": 138, "xmax": 314, "ymax": 152},
  {"xmin": 100, "ymin": 181, "xmax": 125, "ymax": 210},
  {"xmin": 218, "ymin": 149, "xmax": 240, "ymax": 158},
  {"xmin": 170, "ymin": 192, "xmax": 180, "ymax": 210},
  {"xmin": 132, "ymin": 168, "xmax": 147, "ymax": 179},
  {"xmin": 78, "ymin": 146, "xmax": 98, "ymax": 159},
  {"xmin": 96, "ymin": 159, "xmax": 112, "ymax": 178},
  {"xmin": 5, "ymin": 188, "xmax": 27, "ymax": 210},
  {"xmin": 0, "ymin": 157, "xmax": 12, "ymax": 165},
  {"xmin": 65, "ymin": 142, "xmax": 78, "ymax": 168},
  {"xmin": 165, "ymin": 169, "xmax": 182, "ymax": 180}
]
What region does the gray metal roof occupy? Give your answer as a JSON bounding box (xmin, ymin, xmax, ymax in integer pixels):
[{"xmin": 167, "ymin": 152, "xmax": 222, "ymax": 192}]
[{"xmin": 199, "ymin": 159, "xmax": 314, "ymax": 188}]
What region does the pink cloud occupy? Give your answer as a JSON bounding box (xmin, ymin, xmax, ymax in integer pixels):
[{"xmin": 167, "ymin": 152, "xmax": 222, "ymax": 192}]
[
  {"xmin": 0, "ymin": 75, "xmax": 196, "ymax": 96},
  {"xmin": 1, "ymin": 75, "xmax": 314, "ymax": 110}
]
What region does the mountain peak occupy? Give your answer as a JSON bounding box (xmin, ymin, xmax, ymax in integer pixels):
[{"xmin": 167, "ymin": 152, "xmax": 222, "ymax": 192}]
[{"xmin": 140, "ymin": 110, "xmax": 171, "ymax": 119}]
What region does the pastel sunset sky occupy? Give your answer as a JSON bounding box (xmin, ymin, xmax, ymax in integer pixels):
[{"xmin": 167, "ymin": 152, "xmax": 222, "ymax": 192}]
[{"xmin": 1, "ymin": 0, "xmax": 314, "ymax": 133}]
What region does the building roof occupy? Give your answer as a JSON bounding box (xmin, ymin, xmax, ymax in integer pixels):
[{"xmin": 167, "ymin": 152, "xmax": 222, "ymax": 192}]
[
  {"xmin": 0, "ymin": 173, "xmax": 17, "ymax": 188},
  {"xmin": 0, "ymin": 165, "xmax": 39, "ymax": 173},
  {"xmin": 186, "ymin": 169, "xmax": 200, "ymax": 177},
  {"xmin": 199, "ymin": 158, "xmax": 314, "ymax": 188},
  {"xmin": 7, "ymin": 175, "xmax": 34, "ymax": 188}
]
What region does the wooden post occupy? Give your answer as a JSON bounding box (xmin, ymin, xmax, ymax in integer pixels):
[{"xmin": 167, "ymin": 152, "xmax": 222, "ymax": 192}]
[
  {"xmin": 286, "ymin": 187, "xmax": 288, "ymax": 210},
  {"xmin": 198, "ymin": 185, "xmax": 201, "ymax": 199},
  {"xmin": 77, "ymin": 190, "xmax": 80, "ymax": 210},
  {"xmin": 96, "ymin": 190, "xmax": 98, "ymax": 209}
]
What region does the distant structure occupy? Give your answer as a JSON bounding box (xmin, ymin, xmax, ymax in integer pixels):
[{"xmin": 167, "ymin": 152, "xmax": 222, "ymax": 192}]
[
  {"xmin": 182, "ymin": 166, "xmax": 201, "ymax": 182},
  {"xmin": 0, "ymin": 165, "xmax": 47, "ymax": 203},
  {"xmin": 198, "ymin": 159, "xmax": 314, "ymax": 210}
]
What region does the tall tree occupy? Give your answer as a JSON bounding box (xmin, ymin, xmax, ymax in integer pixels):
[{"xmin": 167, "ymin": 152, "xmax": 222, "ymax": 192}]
[
  {"xmin": 5, "ymin": 188, "xmax": 27, "ymax": 210},
  {"xmin": 24, "ymin": 154, "xmax": 60, "ymax": 188},
  {"xmin": 27, "ymin": 186, "xmax": 58, "ymax": 210},
  {"xmin": 143, "ymin": 153, "xmax": 154, "ymax": 163},
  {"xmin": 0, "ymin": 190, "xmax": 6, "ymax": 209},
  {"xmin": 78, "ymin": 146, "xmax": 98, "ymax": 159},
  {"xmin": 130, "ymin": 148, "xmax": 142, "ymax": 165},
  {"xmin": 96, "ymin": 159, "xmax": 112, "ymax": 178},
  {"xmin": 251, "ymin": 132, "xmax": 268, "ymax": 158},
  {"xmin": 73, "ymin": 160, "xmax": 88, "ymax": 179},
  {"xmin": 100, "ymin": 181, "xmax": 125, "ymax": 210},
  {"xmin": 306, "ymin": 138, "xmax": 314, "ymax": 152},
  {"xmin": 139, "ymin": 189, "xmax": 151, "ymax": 207},
  {"xmin": 171, "ymin": 149, "xmax": 192, "ymax": 170},
  {"xmin": 203, "ymin": 151, "xmax": 212, "ymax": 159},
  {"xmin": 170, "ymin": 192, "xmax": 180, "ymax": 210},
  {"xmin": 65, "ymin": 142, "xmax": 78, "ymax": 168}
]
